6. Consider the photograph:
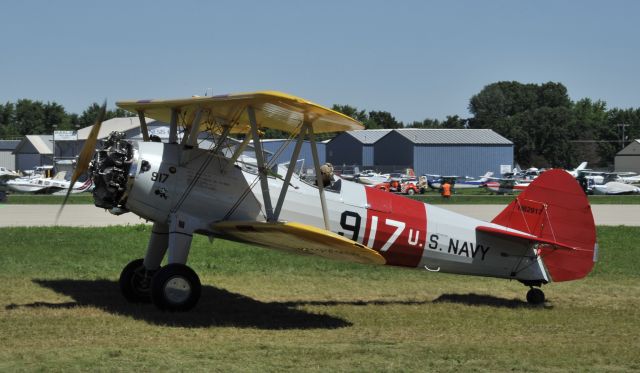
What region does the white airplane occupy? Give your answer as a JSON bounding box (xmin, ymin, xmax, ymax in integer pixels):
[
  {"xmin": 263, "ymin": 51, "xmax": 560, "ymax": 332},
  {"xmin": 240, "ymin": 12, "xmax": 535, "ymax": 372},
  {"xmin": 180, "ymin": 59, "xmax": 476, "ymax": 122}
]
[
  {"xmin": 592, "ymin": 182, "xmax": 640, "ymax": 195},
  {"xmin": 565, "ymin": 162, "xmax": 588, "ymax": 178},
  {"xmin": 0, "ymin": 166, "xmax": 19, "ymax": 179},
  {"xmin": 484, "ymin": 178, "xmax": 531, "ymax": 194},
  {"xmin": 355, "ymin": 170, "xmax": 389, "ymax": 185},
  {"xmin": 7, "ymin": 170, "xmax": 93, "ymax": 194},
  {"xmin": 427, "ymin": 172, "xmax": 494, "ymax": 189},
  {"xmin": 59, "ymin": 92, "xmax": 598, "ymax": 311},
  {"xmin": 617, "ymin": 173, "xmax": 640, "ymax": 184}
]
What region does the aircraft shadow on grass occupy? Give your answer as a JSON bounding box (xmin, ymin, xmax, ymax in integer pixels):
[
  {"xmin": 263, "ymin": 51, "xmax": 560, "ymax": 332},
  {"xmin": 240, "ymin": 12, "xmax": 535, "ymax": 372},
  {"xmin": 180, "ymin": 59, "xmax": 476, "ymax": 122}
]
[
  {"xmin": 5, "ymin": 281, "xmax": 543, "ymax": 329},
  {"xmin": 7, "ymin": 279, "xmax": 353, "ymax": 330},
  {"xmin": 433, "ymin": 293, "xmax": 544, "ymax": 309},
  {"xmin": 285, "ymin": 293, "xmax": 537, "ymax": 309}
]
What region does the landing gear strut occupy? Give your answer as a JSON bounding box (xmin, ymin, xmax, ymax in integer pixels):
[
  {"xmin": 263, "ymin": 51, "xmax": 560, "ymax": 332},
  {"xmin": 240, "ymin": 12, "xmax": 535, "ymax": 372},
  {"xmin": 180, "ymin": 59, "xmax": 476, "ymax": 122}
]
[
  {"xmin": 120, "ymin": 218, "xmax": 203, "ymax": 311},
  {"xmin": 526, "ymin": 287, "xmax": 545, "ymax": 305}
]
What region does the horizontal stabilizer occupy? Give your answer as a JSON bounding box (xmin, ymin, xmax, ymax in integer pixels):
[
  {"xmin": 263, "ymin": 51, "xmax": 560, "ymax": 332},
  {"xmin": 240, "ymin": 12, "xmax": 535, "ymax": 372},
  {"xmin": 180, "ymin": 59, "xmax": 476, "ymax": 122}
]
[
  {"xmin": 212, "ymin": 221, "xmax": 386, "ymax": 265},
  {"xmin": 476, "ymin": 226, "xmax": 576, "ymax": 252}
]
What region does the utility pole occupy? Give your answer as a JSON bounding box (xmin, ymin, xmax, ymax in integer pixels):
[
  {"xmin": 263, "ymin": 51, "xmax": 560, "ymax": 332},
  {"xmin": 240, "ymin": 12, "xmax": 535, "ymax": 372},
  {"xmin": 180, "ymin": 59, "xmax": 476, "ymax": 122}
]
[
  {"xmin": 52, "ymin": 124, "xmax": 58, "ymax": 164},
  {"xmin": 616, "ymin": 123, "xmax": 630, "ymax": 150}
]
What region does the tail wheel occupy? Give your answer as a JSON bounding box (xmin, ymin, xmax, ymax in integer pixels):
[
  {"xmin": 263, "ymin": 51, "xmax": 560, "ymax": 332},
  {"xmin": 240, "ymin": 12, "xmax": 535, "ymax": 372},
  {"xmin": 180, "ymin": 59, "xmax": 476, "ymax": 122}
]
[
  {"xmin": 151, "ymin": 263, "xmax": 201, "ymax": 311},
  {"xmin": 526, "ymin": 287, "xmax": 545, "ymax": 305},
  {"xmin": 119, "ymin": 258, "xmax": 153, "ymax": 303}
]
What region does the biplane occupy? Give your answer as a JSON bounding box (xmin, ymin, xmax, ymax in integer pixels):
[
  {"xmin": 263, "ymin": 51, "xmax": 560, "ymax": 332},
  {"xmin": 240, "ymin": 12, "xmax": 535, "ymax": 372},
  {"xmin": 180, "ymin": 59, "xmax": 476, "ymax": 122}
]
[{"xmin": 60, "ymin": 91, "xmax": 597, "ymax": 311}]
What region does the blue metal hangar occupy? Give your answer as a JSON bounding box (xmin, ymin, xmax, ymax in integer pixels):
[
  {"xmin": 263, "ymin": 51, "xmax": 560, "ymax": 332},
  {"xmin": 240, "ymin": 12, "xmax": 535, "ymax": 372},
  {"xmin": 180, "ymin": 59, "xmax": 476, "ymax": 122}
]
[
  {"xmin": 325, "ymin": 129, "xmax": 392, "ymax": 169},
  {"xmin": 327, "ymin": 128, "xmax": 513, "ymax": 178}
]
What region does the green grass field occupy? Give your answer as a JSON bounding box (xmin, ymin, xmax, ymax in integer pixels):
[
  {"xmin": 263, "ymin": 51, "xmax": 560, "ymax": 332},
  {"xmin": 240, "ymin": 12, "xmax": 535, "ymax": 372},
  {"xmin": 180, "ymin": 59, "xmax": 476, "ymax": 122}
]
[{"xmin": 1, "ymin": 225, "xmax": 639, "ymax": 371}]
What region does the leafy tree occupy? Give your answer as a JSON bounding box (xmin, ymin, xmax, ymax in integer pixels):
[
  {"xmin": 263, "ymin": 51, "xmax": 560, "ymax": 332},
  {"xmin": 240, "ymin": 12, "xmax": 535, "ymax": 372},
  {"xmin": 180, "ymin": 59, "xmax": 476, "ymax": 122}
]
[
  {"xmin": 14, "ymin": 99, "xmax": 46, "ymax": 135},
  {"xmin": 468, "ymin": 81, "xmax": 575, "ymax": 166},
  {"xmin": 525, "ymin": 106, "xmax": 576, "ymax": 168},
  {"xmin": 603, "ymin": 107, "xmax": 640, "ymax": 164},
  {"xmin": 442, "ymin": 115, "xmax": 467, "ymax": 129},
  {"xmin": 112, "ymin": 108, "xmax": 135, "ymax": 118},
  {"xmin": 571, "ymin": 98, "xmax": 609, "ymax": 166},
  {"xmin": 331, "ymin": 104, "xmax": 368, "ymax": 123},
  {"xmin": 79, "ymin": 103, "xmax": 107, "ymax": 128},
  {"xmin": 407, "ymin": 118, "xmax": 440, "ymax": 128},
  {"xmin": 43, "ymin": 102, "xmax": 71, "ymax": 131},
  {"xmin": 368, "ymin": 110, "xmax": 402, "ymax": 129},
  {"xmin": 79, "ymin": 103, "xmax": 136, "ymax": 128},
  {"xmin": 0, "ymin": 102, "xmax": 17, "ymax": 137}
]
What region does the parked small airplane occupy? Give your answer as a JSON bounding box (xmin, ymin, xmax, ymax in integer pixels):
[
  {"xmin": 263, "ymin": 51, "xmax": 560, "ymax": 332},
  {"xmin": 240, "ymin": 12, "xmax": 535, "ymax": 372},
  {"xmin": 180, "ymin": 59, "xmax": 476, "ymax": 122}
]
[
  {"xmin": 427, "ymin": 172, "xmax": 493, "ymax": 190},
  {"xmin": 617, "ymin": 173, "xmax": 640, "ymax": 184},
  {"xmin": 59, "ymin": 91, "xmax": 597, "ymax": 311},
  {"xmin": 565, "ymin": 162, "xmax": 588, "ymax": 178},
  {"xmin": 355, "ymin": 170, "xmax": 388, "ymax": 185},
  {"xmin": 592, "ymin": 181, "xmax": 640, "ymax": 195},
  {"xmin": 484, "ymin": 178, "xmax": 531, "ymax": 194},
  {"xmin": 7, "ymin": 170, "xmax": 93, "ymax": 194},
  {"xmin": 357, "ymin": 168, "xmax": 415, "ymax": 185},
  {"xmin": 0, "ymin": 166, "xmax": 19, "ymax": 179}
]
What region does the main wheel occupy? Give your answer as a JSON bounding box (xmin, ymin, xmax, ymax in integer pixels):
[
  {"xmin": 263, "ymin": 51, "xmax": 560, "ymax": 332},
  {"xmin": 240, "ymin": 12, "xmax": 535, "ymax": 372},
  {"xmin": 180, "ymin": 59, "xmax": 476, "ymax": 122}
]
[
  {"xmin": 119, "ymin": 258, "xmax": 153, "ymax": 303},
  {"xmin": 151, "ymin": 263, "xmax": 201, "ymax": 311},
  {"xmin": 526, "ymin": 287, "xmax": 545, "ymax": 305},
  {"xmin": 407, "ymin": 188, "xmax": 416, "ymax": 195}
]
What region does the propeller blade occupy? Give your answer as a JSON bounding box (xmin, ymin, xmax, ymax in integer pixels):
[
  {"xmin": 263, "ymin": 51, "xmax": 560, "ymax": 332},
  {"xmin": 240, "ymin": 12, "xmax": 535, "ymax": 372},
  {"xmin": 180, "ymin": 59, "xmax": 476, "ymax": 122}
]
[{"xmin": 56, "ymin": 101, "xmax": 107, "ymax": 223}]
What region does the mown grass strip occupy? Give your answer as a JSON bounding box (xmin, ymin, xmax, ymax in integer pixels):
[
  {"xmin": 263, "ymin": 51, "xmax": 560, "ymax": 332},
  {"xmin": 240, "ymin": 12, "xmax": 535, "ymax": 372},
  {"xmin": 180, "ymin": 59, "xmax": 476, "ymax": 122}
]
[{"xmin": 0, "ymin": 226, "xmax": 639, "ymax": 371}]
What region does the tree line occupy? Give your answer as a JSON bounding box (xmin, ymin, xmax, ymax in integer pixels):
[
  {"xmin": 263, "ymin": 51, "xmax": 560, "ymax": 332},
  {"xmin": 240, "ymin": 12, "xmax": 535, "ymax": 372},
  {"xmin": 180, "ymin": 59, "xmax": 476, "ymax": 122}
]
[
  {"xmin": 331, "ymin": 82, "xmax": 639, "ymax": 168},
  {"xmin": 1, "ymin": 81, "xmax": 638, "ymax": 167},
  {"xmin": 0, "ymin": 100, "xmax": 133, "ymax": 139}
]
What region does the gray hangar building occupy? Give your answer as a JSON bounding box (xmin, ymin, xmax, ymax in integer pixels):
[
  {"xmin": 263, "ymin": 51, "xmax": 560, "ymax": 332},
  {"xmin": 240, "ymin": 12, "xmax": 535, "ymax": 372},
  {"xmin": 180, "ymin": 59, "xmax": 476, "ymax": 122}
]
[
  {"xmin": 615, "ymin": 139, "xmax": 640, "ymax": 173},
  {"xmin": 327, "ymin": 128, "xmax": 513, "ymax": 177},
  {"xmin": 325, "ymin": 129, "xmax": 392, "ymax": 169}
]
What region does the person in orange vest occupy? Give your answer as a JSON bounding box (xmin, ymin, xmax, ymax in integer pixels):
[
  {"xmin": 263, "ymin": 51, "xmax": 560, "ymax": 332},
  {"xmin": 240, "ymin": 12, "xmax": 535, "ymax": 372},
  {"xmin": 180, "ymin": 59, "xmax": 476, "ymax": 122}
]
[{"xmin": 441, "ymin": 181, "xmax": 452, "ymax": 198}]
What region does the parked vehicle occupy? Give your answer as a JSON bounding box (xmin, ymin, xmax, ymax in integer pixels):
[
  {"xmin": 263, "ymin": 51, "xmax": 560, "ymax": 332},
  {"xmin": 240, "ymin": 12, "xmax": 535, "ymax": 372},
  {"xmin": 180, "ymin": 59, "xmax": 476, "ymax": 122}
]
[{"xmin": 373, "ymin": 180, "xmax": 422, "ymax": 195}]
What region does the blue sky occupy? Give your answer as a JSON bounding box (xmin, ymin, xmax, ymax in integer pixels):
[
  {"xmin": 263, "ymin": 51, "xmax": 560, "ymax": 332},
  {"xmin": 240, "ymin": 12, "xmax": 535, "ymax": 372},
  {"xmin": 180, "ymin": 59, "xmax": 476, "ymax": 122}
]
[{"xmin": 1, "ymin": 0, "xmax": 638, "ymax": 123}]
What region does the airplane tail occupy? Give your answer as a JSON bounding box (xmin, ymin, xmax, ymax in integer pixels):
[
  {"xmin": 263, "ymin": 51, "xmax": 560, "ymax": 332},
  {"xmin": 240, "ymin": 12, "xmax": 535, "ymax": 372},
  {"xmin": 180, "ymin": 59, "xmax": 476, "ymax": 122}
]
[
  {"xmin": 576, "ymin": 161, "xmax": 588, "ymax": 171},
  {"xmin": 490, "ymin": 169, "xmax": 597, "ymax": 282},
  {"xmin": 480, "ymin": 171, "xmax": 493, "ymax": 181}
]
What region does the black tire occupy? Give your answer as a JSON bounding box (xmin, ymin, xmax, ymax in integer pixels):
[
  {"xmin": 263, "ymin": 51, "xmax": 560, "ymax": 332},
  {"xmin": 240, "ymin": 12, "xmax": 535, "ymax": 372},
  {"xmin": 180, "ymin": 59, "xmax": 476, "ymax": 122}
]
[
  {"xmin": 119, "ymin": 258, "xmax": 152, "ymax": 303},
  {"xmin": 526, "ymin": 288, "xmax": 545, "ymax": 305},
  {"xmin": 407, "ymin": 189, "xmax": 416, "ymax": 195},
  {"xmin": 151, "ymin": 263, "xmax": 201, "ymax": 311}
]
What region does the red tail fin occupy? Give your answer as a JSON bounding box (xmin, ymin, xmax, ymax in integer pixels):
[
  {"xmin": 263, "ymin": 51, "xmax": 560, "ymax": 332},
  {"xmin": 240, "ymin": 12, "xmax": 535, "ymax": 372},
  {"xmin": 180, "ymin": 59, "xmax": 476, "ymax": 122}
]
[{"xmin": 491, "ymin": 169, "xmax": 597, "ymax": 282}]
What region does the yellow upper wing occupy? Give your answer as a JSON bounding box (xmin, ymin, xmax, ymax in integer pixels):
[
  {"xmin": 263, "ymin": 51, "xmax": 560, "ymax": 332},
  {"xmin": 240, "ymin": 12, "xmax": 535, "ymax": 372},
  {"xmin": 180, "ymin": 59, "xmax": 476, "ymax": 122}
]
[
  {"xmin": 211, "ymin": 221, "xmax": 386, "ymax": 265},
  {"xmin": 116, "ymin": 91, "xmax": 363, "ymax": 134}
]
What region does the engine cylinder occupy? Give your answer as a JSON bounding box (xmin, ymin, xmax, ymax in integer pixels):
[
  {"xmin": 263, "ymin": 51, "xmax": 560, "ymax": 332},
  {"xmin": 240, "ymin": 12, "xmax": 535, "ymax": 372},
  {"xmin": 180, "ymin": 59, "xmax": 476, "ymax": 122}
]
[{"xmin": 89, "ymin": 132, "xmax": 134, "ymax": 211}]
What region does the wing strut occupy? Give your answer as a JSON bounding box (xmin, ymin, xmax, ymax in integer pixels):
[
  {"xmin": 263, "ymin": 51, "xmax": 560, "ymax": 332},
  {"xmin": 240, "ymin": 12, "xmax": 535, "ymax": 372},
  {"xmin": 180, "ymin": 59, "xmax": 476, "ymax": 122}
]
[
  {"xmin": 308, "ymin": 122, "xmax": 330, "ymax": 230},
  {"xmin": 137, "ymin": 111, "xmax": 150, "ymax": 142},
  {"xmin": 169, "ymin": 108, "xmax": 178, "ymax": 143},
  {"xmin": 273, "ymin": 124, "xmax": 307, "ymax": 220},
  {"xmin": 186, "ymin": 109, "xmax": 203, "ymax": 147},
  {"xmin": 224, "ymin": 132, "xmax": 252, "ymax": 173},
  {"xmin": 212, "ymin": 123, "xmax": 233, "ymax": 154},
  {"xmin": 247, "ymin": 106, "xmax": 275, "ymax": 222}
]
